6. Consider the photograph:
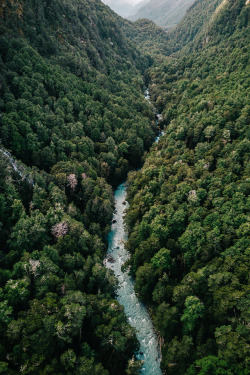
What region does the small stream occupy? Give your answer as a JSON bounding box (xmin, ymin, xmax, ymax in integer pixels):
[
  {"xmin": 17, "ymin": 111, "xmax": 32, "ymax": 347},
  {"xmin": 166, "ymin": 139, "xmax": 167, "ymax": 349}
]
[
  {"xmin": 104, "ymin": 89, "xmax": 163, "ymax": 374},
  {"xmin": 0, "ymin": 148, "xmax": 20, "ymax": 173},
  {"xmin": 0, "ymin": 147, "xmax": 35, "ymax": 186}
]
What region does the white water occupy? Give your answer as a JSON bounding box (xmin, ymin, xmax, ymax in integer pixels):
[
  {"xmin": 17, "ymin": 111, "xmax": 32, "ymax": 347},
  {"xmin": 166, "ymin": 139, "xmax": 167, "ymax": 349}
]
[
  {"xmin": 145, "ymin": 88, "xmax": 164, "ymax": 142},
  {"xmin": 105, "ymin": 184, "xmax": 162, "ymax": 374},
  {"xmin": 104, "ymin": 89, "xmax": 163, "ymax": 374}
]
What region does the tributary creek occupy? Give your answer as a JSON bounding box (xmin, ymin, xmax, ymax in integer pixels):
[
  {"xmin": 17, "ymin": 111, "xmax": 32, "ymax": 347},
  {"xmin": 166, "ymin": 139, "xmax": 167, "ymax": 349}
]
[{"xmin": 105, "ymin": 90, "xmax": 163, "ymax": 374}]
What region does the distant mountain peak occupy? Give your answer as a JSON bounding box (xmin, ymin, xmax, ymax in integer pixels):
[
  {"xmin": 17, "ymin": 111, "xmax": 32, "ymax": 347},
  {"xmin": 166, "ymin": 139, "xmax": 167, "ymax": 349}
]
[
  {"xmin": 129, "ymin": 0, "xmax": 197, "ymax": 30},
  {"xmin": 101, "ymin": 0, "xmax": 137, "ymax": 18}
]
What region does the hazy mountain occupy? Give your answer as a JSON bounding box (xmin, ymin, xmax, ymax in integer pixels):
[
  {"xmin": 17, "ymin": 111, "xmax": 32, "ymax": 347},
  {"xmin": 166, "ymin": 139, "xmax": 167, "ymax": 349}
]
[
  {"xmin": 102, "ymin": 0, "xmax": 150, "ymax": 18},
  {"xmin": 133, "ymin": 0, "xmax": 150, "ymax": 13},
  {"xmin": 102, "ymin": 0, "xmax": 137, "ymax": 17},
  {"xmin": 130, "ymin": 0, "xmax": 197, "ymax": 29}
]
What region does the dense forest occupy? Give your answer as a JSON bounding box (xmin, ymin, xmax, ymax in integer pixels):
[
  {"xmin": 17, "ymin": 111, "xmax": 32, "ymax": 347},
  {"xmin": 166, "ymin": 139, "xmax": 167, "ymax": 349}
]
[
  {"xmin": 125, "ymin": 0, "xmax": 250, "ymax": 374},
  {"xmin": 0, "ymin": 0, "xmax": 249, "ymax": 374},
  {"xmin": 120, "ymin": 18, "xmax": 171, "ymax": 57},
  {"xmin": 0, "ymin": 0, "xmax": 156, "ymax": 374}
]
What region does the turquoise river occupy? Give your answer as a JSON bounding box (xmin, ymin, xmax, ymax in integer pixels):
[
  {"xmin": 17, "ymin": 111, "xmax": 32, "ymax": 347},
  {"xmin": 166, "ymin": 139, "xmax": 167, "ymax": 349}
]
[{"xmin": 105, "ymin": 98, "xmax": 163, "ymax": 373}]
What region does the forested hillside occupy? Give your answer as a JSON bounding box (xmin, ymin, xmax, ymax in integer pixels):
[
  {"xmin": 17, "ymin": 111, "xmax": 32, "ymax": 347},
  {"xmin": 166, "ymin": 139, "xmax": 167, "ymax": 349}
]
[
  {"xmin": 122, "ymin": 0, "xmax": 227, "ymax": 56},
  {"xmin": 0, "ymin": 0, "xmax": 156, "ymax": 374},
  {"xmin": 0, "ymin": 0, "xmax": 249, "ymax": 374},
  {"xmin": 0, "ymin": 0, "xmax": 156, "ymax": 181},
  {"xmin": 120, "ymin": 18, "xmax": 170, "ymax": 56},
  {"xmin": 168, "ymin": 0, "xmax": 228, "ymax": 52},
  {"xmin": 125, "ymin": 0, "xmax": 250, "ymax": 373}
]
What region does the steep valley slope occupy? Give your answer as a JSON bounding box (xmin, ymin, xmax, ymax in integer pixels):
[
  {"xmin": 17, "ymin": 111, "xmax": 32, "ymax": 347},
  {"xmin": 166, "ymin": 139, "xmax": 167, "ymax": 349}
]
[
  {"xmin": 125, "ymin": 0, "xmax": 250, "ymax": 373},
  {"xmin": 0, "ymin": 0, "xmax": 156, "ymax": 374},
  {"xmin": 0, "ymin": 0, "xmax": 249, "ymax": 374}
]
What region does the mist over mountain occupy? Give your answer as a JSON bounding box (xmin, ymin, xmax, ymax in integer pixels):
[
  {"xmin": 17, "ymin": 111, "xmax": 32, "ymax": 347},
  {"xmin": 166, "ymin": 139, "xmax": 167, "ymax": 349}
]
[
  {"xmin": 102, "ymin": 0, "xmax": 149, "ymax": 18},
  {"xmin": 102, "ymin": 0, "xmax": 134, "ymax": 17},
  {"xmin": 130, "ymin": 0, "xmax": 196, "ymax": 29}
]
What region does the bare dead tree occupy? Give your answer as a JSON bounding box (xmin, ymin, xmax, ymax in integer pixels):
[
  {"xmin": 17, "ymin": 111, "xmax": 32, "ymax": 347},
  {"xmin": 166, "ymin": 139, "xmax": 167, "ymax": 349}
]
[
  {"xmin": 67, "ymin": 174, "xmax": 77, "ymax": 191},
  {"xmin": 51, "ymin": 221, "xmax": 68, "ymax": 238}
]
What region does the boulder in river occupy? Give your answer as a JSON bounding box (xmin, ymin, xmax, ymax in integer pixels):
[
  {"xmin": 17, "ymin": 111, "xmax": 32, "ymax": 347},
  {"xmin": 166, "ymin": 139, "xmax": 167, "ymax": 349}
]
[{"xmin": 107, "ymin": 255, "xmax": 115, "ymax": 263}]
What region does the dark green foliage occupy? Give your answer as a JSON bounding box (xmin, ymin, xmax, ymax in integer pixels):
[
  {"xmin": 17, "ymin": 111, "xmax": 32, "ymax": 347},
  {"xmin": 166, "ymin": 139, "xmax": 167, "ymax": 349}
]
[
  {"xmin": 0, "ymin": 0, "xmax": 249, "ymax": 374},
  {"xmin": 0, "ymin": 0, "xmax": 155, "ymax": 182},
  {"xmin": 125, "ymin": 0, "xmax": 250, "ymax": 373},
  {"xmin": 168, "ymin": 0, "xmax": 223, "ymax": 52},
  {"xmin": 0, "ymin": 155, "xmax": 140, "ymax": 374},
  {"xmin": 121, "ymin": 18, "xmax": 172, "ymax": 57},
  {"xmin": 0, "ymin": 0, "xmax": 156, "ymax": 373}
]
